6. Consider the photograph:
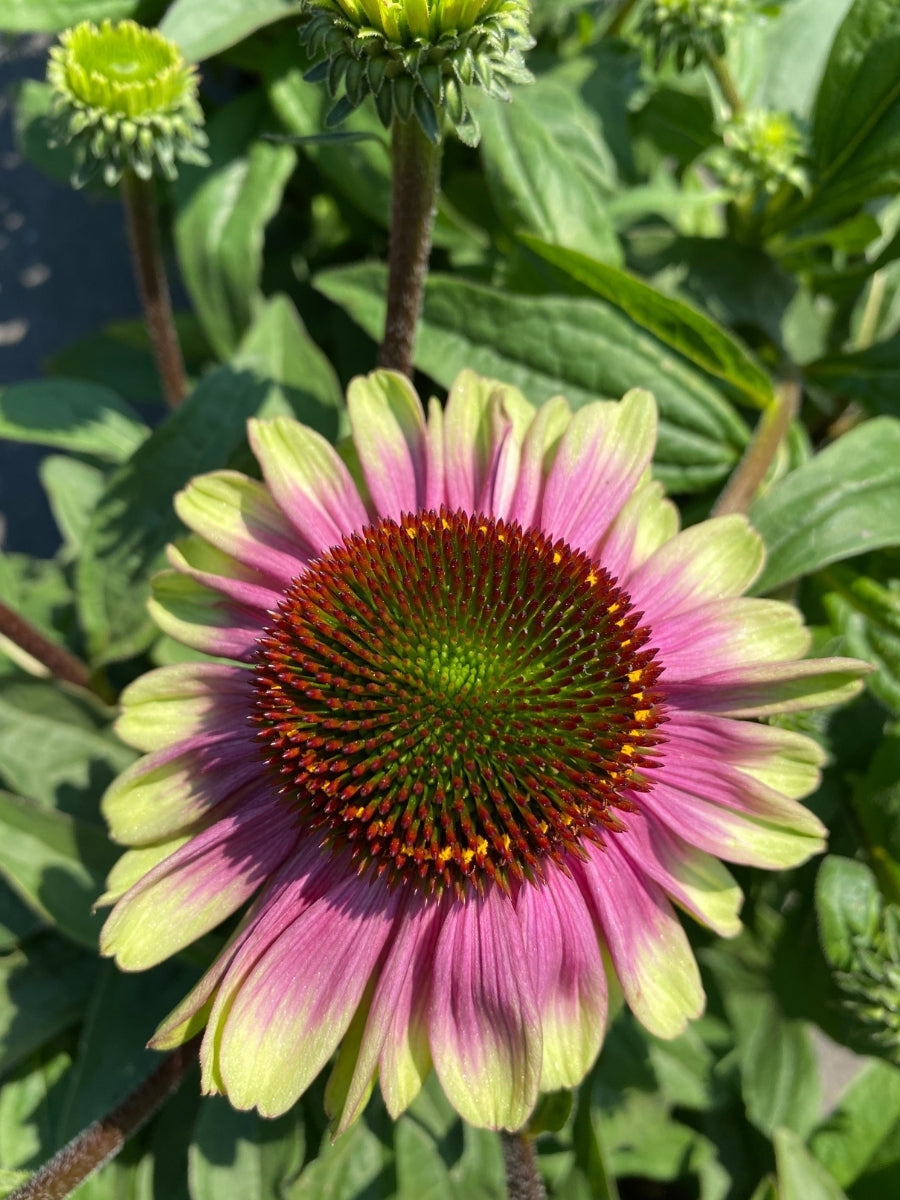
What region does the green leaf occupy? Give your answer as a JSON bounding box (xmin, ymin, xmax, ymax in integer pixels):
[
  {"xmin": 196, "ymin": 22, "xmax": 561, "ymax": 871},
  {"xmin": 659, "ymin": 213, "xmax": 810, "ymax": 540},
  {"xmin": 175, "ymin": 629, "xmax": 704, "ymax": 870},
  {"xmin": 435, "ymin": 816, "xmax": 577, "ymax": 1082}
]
[
  {"xmin": 76, "ymin": 299, "xmax": 338, "ymax": 666},
  {"xmin": 815, "ymin": 856, "xmax": 883, "ymax": 973},
  {"xmin": 749, "ymin": 0, "xmax": 855, "ymax": 120},
  {"xmin": 394, "ymin": 1118, "xmax": 455, "ymax": 1200},
  {"xmin": 188, "ymin": 1097, "xmax": 304, "ymax": 1200},
  {"xmin": 749, "ymin": 418, "xmax": 900, "ymax": 592},
  {"xmin": 10, "ymin": 79, "xmax": 80, "ymax": 188},
  {"xmin": 0, "ymin": 791, "xmax": 117, "ymax": 948},
  {"xmin": 0, "ymin": 883, "xmax": 44, "ymax": 953},
  {"xmin": 314, "ymin": 263, "xmax": 750, "ymax": 493},
  {"xmin": 173, "ymin": 94, "xmax": 296, "ymax": 359},
  {"xmin": 812, "ymin": 0, "xmax": 900, "ymax": 181},
  {"xmin": 810, "ymin": 1059, "xmax": 900, "ymax": 1189},
  {"xmin": 521, "ymin": 236, "xmax": 775, "ymax": 408},
  {"xmin": 48, "ymin": 315, "xmax": 212, "ymax": 407},
  {"xmin": 0, "ymin": 0, "xmax": 137, "ymax": 34},
  {"xmin": 39, "ymin": 456, "xmax": 107, "ymax": 560},
  {"xmin": 774, "ymin": 1128, "xmax": 850, "ymax": 1200},
  {"xmin": 822, "ymin": 566, "xmax": 900, "ymax": 713},
  {"xmin": 0, "ymin": 933, "xmax": 96, "ymax": 1077},
  {"xmin": 287, "ymin": 1118, "xmax": 391, "ymax": 1198},
  {"xmin": 58, "ymin": 961, "xmax": 200, "ymax": 1141},
  {"xmin": 0, "ymin": 1049, "xmax": 71, "ymax": 1170},
  {"xmin": 0, "ymin": 381, "xmax": 149, "ymax": 462},
  {"xmin": 160, "ymin": 0, "xmax": 304, "ymax": 62},
  {"xmin": 806, "ymin": 336, "xmax": 900, "ymax": 418},
  {"xmin": 474, "ymin": 74, "xmax": 621, "ymax": 265},
  {"xmin": 740, "ymin": 1004, "xmax": 820, "ymax": 1139},
  {"xmin": 0, "ymin": 678, "xmax": 134, "ymax": 816},
  {"xmin": 233, "ymin": 294, "xmax": 344, "ymax": 424},
  {"xmin": 0, "ymin": 554, "xmax": 76, "ymax": 663}
]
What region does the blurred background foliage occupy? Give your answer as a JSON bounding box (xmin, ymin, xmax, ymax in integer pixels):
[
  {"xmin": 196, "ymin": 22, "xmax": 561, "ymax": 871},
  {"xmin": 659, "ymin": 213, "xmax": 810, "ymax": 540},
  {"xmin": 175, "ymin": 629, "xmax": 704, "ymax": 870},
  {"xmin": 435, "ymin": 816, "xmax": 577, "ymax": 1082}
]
[{"xmin": 1, "ymin": 0, "xmax": 900, "ymax": 1196}]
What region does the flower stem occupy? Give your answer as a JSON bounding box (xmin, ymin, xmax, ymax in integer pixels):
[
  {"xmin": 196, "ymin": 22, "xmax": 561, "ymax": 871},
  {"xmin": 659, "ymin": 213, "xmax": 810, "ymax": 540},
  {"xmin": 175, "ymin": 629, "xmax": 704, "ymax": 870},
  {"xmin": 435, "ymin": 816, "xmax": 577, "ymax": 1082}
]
[
  {"xmin": 709, "ymin": 53, "xmax": 743, "ymax": 115},
  {"xmin": 8, "ymin": 1039, "xmax": 199, "ymax": 1200},
  {"xmin": 0, "ymin": 599, "xmax": 111, "ymax": 699},
  {"xmin": 379, "ymin": 117, "xmax": 443, "ymax": 378},
  {"xmin": 713, "ymin": 381, "xmax": 800, "ymax": 517},
  {"xmin": 500, "ymin": 1131, "xmax": 547, "ymax": 1200},
  {"xmin": 120, "ymin": 170, "xmax": 188, "ymax": 410}
]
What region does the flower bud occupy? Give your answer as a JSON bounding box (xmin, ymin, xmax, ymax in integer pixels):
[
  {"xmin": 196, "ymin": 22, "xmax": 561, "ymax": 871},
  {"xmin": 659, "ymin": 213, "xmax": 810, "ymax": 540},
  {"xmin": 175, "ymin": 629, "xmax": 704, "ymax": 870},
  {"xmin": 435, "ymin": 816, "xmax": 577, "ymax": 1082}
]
[
  {"xmin": 300, "ymin": 0, "xmax": 534, "ymax": 145},
  {"xmin": 47, "ymin": 19, "xmax": 209, "ymax": 188}
]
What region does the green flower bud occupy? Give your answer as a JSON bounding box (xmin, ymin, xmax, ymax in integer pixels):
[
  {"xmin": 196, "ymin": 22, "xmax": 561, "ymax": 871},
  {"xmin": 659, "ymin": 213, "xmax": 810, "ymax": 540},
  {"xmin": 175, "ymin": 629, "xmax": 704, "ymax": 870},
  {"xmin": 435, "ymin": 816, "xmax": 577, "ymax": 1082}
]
[
  {"xmin": 47, "ymin": 19, "xmax": 209, "ymax": 188},
  {"xmin": 639, "ymin": 0, "xmax": 749, "ymax": 70},
  {"xmin": 709, "ymin": 108, "xmax": 809, "ymax": 199},
  {"xmin": 300, "ymin": 0, "xmax": 534, "ymax": 145},
  {"xmin": 835, "ymin": 903, "xmax": 900, "ymax": 1063}
]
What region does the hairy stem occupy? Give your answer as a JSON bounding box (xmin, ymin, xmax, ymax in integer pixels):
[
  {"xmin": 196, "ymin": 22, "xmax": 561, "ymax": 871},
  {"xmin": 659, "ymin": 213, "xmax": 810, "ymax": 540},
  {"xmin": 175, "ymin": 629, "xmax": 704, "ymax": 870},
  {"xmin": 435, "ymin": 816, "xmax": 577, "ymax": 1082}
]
[
  {"xmin": 709, "ymin": 53, "xmax": 743, "ymax": 115},
  {"xmin": 0, "ymin": 600, "xmax": 108, "ymax": 697},
  {"xmin": 713, "ymin": 381, "xmax": 800, "ymax": 517},
  {"xmin": 379, "ymin": 117, "xmax": 443, "ymax": 377},
  {"xmin": 500, "ymin": 1131, "xmax": 547, "ymax": 1200},
  {"xmin": 121, "ymin": 171, "xmax": 188, "ymax": 409},
  {"xmin": 9, "ymin": 1040, "xmax": 199, "ymax": 1200}
]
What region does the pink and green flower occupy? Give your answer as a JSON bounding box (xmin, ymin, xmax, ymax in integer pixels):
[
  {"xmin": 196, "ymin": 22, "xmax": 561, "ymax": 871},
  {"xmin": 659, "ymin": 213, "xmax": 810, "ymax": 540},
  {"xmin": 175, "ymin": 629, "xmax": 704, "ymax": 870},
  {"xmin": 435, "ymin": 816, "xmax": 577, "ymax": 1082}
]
[{"xmin": 100, "ymin": 369, "xmax": 865, "ymax": 1132}]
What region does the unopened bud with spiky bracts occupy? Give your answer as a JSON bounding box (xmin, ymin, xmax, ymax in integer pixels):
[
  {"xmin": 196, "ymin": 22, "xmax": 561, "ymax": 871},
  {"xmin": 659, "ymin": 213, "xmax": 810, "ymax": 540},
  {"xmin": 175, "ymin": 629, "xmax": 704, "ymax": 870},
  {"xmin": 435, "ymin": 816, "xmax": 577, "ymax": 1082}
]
[
  {"xmin": 709, "ymin": 108, "xmax": 809, "ymax": 199},
  {"xmin": 639, "ymin": 0, "xmax": 749, "ymax": 70},
  {"xmin": 299, "ymin": 0, "xmax": 534, "ymax": 145},
  {"xmin": 47, "ymin": 19, "xmax": 209, "ymax": 188}
]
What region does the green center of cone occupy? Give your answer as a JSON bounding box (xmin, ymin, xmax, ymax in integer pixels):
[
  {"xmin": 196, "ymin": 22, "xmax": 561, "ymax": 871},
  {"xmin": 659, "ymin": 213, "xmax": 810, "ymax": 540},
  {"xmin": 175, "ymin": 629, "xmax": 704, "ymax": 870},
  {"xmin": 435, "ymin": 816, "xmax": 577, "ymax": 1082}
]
[{"xmin": 254, "ymin": 509, "xmax": 666, "ymax": 893}]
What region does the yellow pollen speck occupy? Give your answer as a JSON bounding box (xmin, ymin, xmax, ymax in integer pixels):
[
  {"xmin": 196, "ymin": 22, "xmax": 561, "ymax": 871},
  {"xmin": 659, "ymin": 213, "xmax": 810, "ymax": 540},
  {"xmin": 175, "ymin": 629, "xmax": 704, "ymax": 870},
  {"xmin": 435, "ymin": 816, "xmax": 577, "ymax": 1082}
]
[
  {"xmin": 629, "ymin": 669, "xmax": 643, "ymax": 683},
  {"xmin": 622, "ymin": 744, "xmax": 635, "ymax": 756},
  {"xmin": 438, "ymin": 846, "xmax": 453, "ymax": 863},
  {"xmin": 462, "ymin": 848, "xmax": 475, "ymax": 865},
  {"xmin": 635, "ymin": 709, "xmax": 652, "ymax": 722},
  {"xmin": 553, "ymin": 551, "xmax": 562, "ymax": 564},
  {"xmin": 609, "ymin": 601, "xmax": 621, "ymax": 613},
  {"xmin": 587, "ymin": 571, "xmax": 598, "ymax": 586},
  {"xmin": 476, "ymin": 837, "xmax": 489, "ymax": 855},
  {"xmin": 405, "ymin": 526, "xmax": 417, "ymax": 539}
]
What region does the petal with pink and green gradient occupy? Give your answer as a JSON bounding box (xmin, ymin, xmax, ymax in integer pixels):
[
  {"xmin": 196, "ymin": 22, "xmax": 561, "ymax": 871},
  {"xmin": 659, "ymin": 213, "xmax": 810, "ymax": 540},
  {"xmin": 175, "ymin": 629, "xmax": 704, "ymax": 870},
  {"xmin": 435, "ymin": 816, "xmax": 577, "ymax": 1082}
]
[
  {"xmin": 155, "ymin": 839, "xmax": 339, "ymax": 1052},
  {"xmin": 650, "ymin": 598, "xmax": 810, "ymax": 682},
  {"xmin": 504, "ymin": 395, "xmax": 570, "ymax": 530},
  {"xmin": 175, "ymin": 470, "xmax": 310, "ymax": 585},
  {"xmin": 665, "ymin": 658, "xmax": 868, "ymax": 718},
  {"xmin": 210, "ymin": 876, "xmax": 401, "ymax": 1117},
  {"xmin": 538, "ymin": 389, "xmax": 656, "ymax": 555},
  {"xmin": 148, "ymin": 571, "xmax": 262, "ymax": 661},
  {"xmin": 595, "ymin": 475, "xmax": 679, "ymax": 582},
  {"xmin": 167, "ymin": 537, "xmax": 285, "ymax": 612},
  {"xmin": 102, "ymin": 735, "xmax": 261, "ymax": 845},
  {"xmin": 248, "ymin": 417, "xmax": 369, "ymax": 554},
  {"xmin": 638, "ymin": 772, "xmax": 826, "ymax": 869},
  {"xmin": 98, "ymin": 834, "xmax": 192, "ymax": 906},
  {"xmin": 663, "ymin": 711, "xmax": 825, "ymax": 799},
  {"xmin": 625, "ymin": 515, "xmax": 764, "ymax": 619},
  {"xmin": 114, "ymin": 662, "xmax": 252, "ymax": 753},
  {"xmin": 613, "ymin": 813, "xmax": 742, "ymax": 937},
  {"xmin": 576, "ymin": 840, "xmax": 705, "ymax": 1039},
  {"xmin": 327, "ymin": 893, "xmax": 442, "ymax": 1133},
  {"xmin": 347, "ymin": 371, "xmax": 428, "ymax": 519},
  {"xmin": 428, "ymin": 885, "xmax": 542, "ymax": 1130},
  {"xmin": 516, "ymin": 865, "xmax": 607, "ymax": 1092},
  {"xmin": 441, "ymin": 371, "xmax": 533, "ymax": 515},
  {"xmin": 100, "ymin": 799, "xmax": 299, "ymax": 970}
]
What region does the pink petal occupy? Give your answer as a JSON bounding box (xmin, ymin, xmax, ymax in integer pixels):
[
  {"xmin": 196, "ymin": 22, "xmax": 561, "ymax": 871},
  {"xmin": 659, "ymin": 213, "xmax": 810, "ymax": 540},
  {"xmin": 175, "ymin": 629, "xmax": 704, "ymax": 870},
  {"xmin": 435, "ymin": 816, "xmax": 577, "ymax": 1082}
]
[
  {"xmin": 428, "ymin": 886, "xmax": 541, "ymax": 1130},
  {"xmin": 212, "ymin": 874, "xmax": 401, "ymax": 1117},
  {"xmin": 576, "ymin": 839, "xmax": 705, "ymax": 1038},
  {"xmin": 516, "ymin": 866, "xmax": 607, "ymax": 1090},
  {"xmin": 347, "ymin": 372, "xmax": 428, "ymax": 519}
]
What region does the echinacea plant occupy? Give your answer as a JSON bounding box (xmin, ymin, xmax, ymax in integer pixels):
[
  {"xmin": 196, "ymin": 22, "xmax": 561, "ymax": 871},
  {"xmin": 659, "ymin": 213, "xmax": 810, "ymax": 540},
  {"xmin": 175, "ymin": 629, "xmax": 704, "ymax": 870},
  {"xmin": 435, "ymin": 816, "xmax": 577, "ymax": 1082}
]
[
  {"xmin": 46, "ymin": 19, "xmax": 208, "ymax": 409},
  {"xmin": 99, "ymin": 370, "xmax": 865, "ymax": 1132},
  {"xmin": 47, "ymin": 18, "xmax": 207, "ymax": 187},
  {"xmin": 300, "ymin": 0, "xmax": 533, "ymax": 143}
]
